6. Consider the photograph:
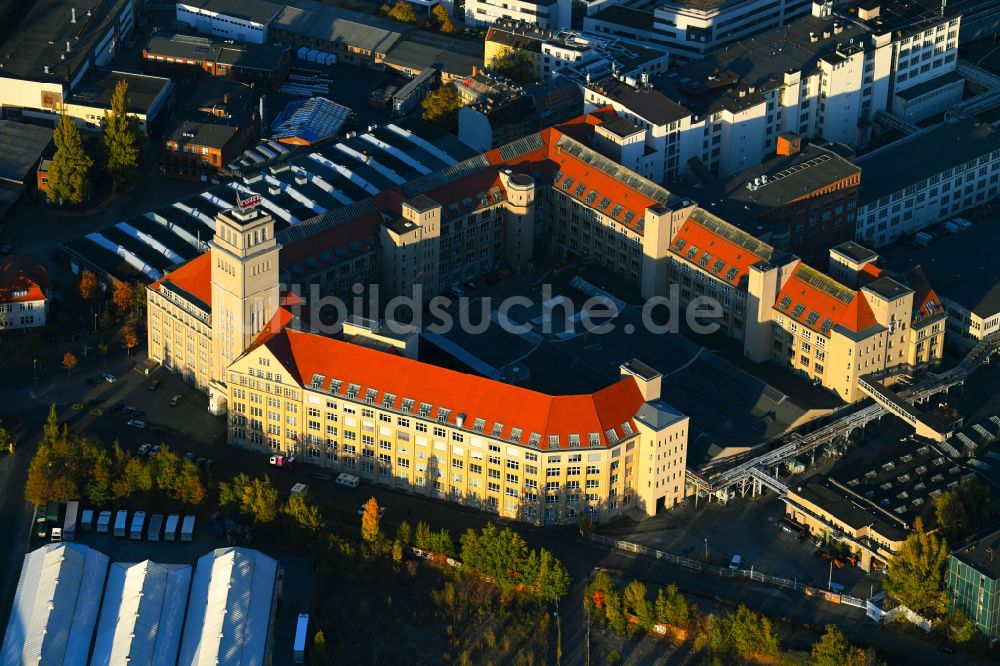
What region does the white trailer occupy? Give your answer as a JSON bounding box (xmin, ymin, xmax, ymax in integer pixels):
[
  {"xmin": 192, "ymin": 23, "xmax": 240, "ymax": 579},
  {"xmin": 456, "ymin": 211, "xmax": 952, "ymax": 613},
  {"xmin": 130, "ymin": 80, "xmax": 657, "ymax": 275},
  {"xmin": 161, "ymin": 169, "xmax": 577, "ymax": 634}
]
[
  {"xmin": 63, "ymin": 501, "xmax": 79, "ymax": 541},
  {"xmin": 81, "ymin": 509, "xmax": 94, "ymax": 532},
  {"xmin": 114, "ymin": 510, "xmax": 128, "ymax": 537},
  {"xmin": 164, "ymin": 514, "xmax": 180, "ymax": 541},
  {"xmin": 148, "ymin": 513, "xmax": 164, "ymax": 541},
  {"xmin": 181, "ymin": 515, "xmax": 195, "ymax": 542},
  {"xmin": 293, "ymin": 614, "xmax": 309, "ymax": 663},
  {"xmin": 97, "ymin": 510, "xmax": 112, "ymax": 534},
  {"xmin": 130, "ymin": 511, "xmax": 146, "ymax": 540}
]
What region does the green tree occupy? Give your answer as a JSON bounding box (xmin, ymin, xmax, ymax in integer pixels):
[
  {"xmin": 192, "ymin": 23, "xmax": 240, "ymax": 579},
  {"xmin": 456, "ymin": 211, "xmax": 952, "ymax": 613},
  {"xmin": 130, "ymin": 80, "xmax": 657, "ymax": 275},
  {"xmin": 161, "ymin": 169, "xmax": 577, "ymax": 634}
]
[
  {"xmin": 935, "ymin": 477, "xmax": 991, "ymax": 542},
  {"xmin": 943, "ymin": 608, "xmax": 976, "ymax": 644},
  {"xmin": 386, "ymin": 0, "xmax": 416, "ymax": 22},
  {"xmin": 102, "ymin": 79, "xmax": 141, "ymax": 191},
  {"xmin": 312, "ymin": 630, "xmax": 329, "ymax": 662},
  {"xmin": 0, "ymin": 421, "xmax": 12, "ymax": 455},
  {"xmin": 654, "ymin": 584, "xmax": 688, "ymax": 627},
  {"xmin": 283, "ymin": 494, "xmax": 326, "ymax": 535},
  {"xmin": 48, "ymin": 113, "xmax": 92, "ymax": 205},
  {"xmin": 396, "ymin": 520, "xmax": 412, "ymax": 547},
  {"xmin": 623, "ymin": 579, "xmax": 653, "ymax": 630},
  {"xmin": 811, "ymin": 625, "xmax": 854, "ymax": 666},
  {"xmin": 219, "ymin": 472, "xmax": 252, "ymax": 510},
  {"xmin": 414, "ymin": 520, "xmax": 432, "ymax": 550},
  {"xmin": 132, "ymin": 281, "xmax": 147, "ymax": 313},
  {"xmin": 697, "ymin": 606, "xmax": 778, "ymax": 659},
  {"xmin": 488, "ymin": 49, "xmax": 538, "ymax": 84},
  {"xmin": 605, "ymin": 591, "xmax": 626, "ymax": 635},
  {"xmin": 121, "ymin": 456, "xmax": 153, "ymax": 494},
  {"xmin": 245, "ymin": 475, "xmax": 279, "ymax": 522},
  {"xmin": 535, "ymin": 548, "xmax": 571, "ymax": 602},
  {"xmin": 150, "ymin": 446, "xmax": 181, "ymax": 495},
  {"xmin": 884, "ymin": 517, "xmax": 949, "ymax": 614},
  {"xmin": 421, "ymin": 85, "xmax": 464, "ymax": 132},
  {"xmin": 42, "ymin": 405, "xmax": 59, "ymax": 443}
]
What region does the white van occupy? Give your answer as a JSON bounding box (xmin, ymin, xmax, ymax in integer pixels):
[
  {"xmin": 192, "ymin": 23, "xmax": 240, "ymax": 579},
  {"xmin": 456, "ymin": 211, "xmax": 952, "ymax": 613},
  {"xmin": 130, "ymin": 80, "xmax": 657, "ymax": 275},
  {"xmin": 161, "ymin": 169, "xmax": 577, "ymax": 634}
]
[
  {"xmin": 335, "ymin": 473, "xmax": 359, "ymax": 488},
  {"xmin": 730, "ymin": 554, "xmax": 742, "ymax": 571},
  {"xmin": 114, "ymin": 510, "xmax": 128, "ymax": 537},
  {"xmin": 130, "ymin": 511, "xmax": 146, "ymax": 540},
  {"xmin": 96, "ymin": 510, "xmax": 112, "ymax": 534},
  {"xmin": 164, "ymin": 514, "xmax": 180, "ymax": 541}
]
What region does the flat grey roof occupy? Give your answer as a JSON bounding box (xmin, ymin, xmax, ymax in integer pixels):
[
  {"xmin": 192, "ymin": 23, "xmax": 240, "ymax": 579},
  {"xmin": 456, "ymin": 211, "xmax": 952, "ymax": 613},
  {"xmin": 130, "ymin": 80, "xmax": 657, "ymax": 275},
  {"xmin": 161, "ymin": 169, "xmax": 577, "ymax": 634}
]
[
  {"xmin": 0, "ymin": 0, "xmax": 131, "ymax": 83},
  {"xmin": 832, "ymin": 240, "xmax": 878, "ymax": 263},
  {"xmin": 651, "ymin": 14, "xmax": 871, "ymax": 116},
  {"xmin": 952, "ymin": 525, "xmax": 1000, "ymax": 580},
  {"xmin": 857, "ymin": 120, "xmax": 1000, "ymax": 205},
  {"xmin": 385, "ymin": 32, "xmax": 483, "ymax": 77},
  {"xmin": 67, "ymin": 69, "xmax": 172, "ymax": 115},
  {"xmin": 600, "ymin": 116, "xmax": 642, "ymax": 138},
  {"xmin": 0, "ymin": 120, "xmax": 52, "ymax": 184},
  {"xmin": 271, "ymin": 0, "xmax": 408, "ymax": 55},
  {"xmin": 590, "ymin": 6, "xmax": 654, "ymax": 30},
  {"xmin": 881, "ymin": 215, "xmax": 1000, "ymax": 318},
  {"xmin": 587, "ymin": 79, "xmax": 690, "ymax": 126},
  {"xmin": 894, "ymin": 70, "xmax": 964, "ymax": 101},
  {"xmin": 145, "ymin": 31, "xmax": 288, "ymax": 71}
]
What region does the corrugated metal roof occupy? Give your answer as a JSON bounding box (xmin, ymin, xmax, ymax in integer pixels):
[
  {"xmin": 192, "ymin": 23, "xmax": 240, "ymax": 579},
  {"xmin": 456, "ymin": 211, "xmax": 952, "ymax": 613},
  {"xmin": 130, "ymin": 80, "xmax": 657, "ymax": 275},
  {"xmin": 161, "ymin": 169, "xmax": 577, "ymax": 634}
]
[
  {"xmin": 177, "ymin": 548, "xmax": 278, "ymax": 666},
  {"xmin": 0, "ymin": 543, "xmax": 109, "ymax": 666},
  {"xmin": 90, "ymin": 560, "xmax": 192, "ymax": 666}
]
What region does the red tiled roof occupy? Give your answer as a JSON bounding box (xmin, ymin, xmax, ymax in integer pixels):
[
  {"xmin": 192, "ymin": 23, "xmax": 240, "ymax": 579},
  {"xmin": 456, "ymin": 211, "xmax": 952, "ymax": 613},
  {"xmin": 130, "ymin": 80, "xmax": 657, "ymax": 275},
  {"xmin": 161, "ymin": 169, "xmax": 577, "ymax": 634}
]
[
  {"xmin": 261, "ymin": 328, "xmax": 646, "ymax": 449},
  {"xmin": 901, "ymin": 265, "xmax": 944, "ymax": 320},
  {"xmin": 776, "ymin": 262, "xmax": 877, "ymax": 335},
  {"xmin": 669, "ymin": 214, "xmax": 773, "ymax": 287},
  {"xmin": 149, "ymin": 251, "xmax": 213, "ymax": 309},
  {"xmin": 250, "ymin": 305, "xmax": 296, "ymax": 347},
  {"xmin": 0, "ymin": 256, "xmax": 47, "ymax": 304}
]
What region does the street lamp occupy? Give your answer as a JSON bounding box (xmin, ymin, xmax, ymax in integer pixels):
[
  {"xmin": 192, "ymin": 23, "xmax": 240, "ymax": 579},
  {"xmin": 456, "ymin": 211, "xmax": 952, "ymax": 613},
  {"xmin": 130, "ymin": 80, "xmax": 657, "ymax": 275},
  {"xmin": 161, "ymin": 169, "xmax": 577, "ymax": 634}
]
[{"xmin": 703, "ymin": 537, "xmax": 708, "ymax": 559}]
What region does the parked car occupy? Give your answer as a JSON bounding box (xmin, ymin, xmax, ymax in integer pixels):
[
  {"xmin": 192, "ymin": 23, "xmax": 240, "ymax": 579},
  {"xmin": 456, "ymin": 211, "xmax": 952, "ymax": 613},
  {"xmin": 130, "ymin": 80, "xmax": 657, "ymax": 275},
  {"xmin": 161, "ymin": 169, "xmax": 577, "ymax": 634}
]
[
  {"xmin": 127, "ymin": 419, "xmax": 146, "ymax": 429},
  {"xmin": 169, "ymin": 394, "xmax": 183, "ymax": 406},
  {"xmin": 148, "ymin": 380, "xmax": 160, "ymax": 391},
  {"xmin": 335, "ymin": 473, "xmax": 359, "ymax": 488},
  {"xmin": 122, "ymin": 406, "xmax": 136, "ymax": 417},
  {"xmin": 184, "ymin": 452, "xmax": 196, "ymax": 462},
  {"xmin": 138, "ymin": 443, "xmax": 152, "ymax": 456},
  {"xmin": 269, "ymin": 455, "xmax": 294, "ymax": 469},
  {"xmin": 196, "ymin": 457, "xmax": 207, "ymax": 468},
  {"xmin": 151, "ymin": 444, "xmax": 161, "ymax": 455},
  {"xmin": 730, "ymin": 554, "xmax": 742, "ymax": 571},
  {"xmin": 357, "ymin": 504, "xmax": 386, "ymax": 517},
  {"xmin": 101, "ymin": 373, "xmax": 116, "ymax": 383}
]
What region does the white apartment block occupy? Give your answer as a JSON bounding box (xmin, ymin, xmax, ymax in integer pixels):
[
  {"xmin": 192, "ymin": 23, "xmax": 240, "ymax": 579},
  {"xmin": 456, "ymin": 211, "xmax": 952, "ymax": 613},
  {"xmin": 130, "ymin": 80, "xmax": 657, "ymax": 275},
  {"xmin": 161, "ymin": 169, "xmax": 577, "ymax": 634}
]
[
  {"xmin": 0, "ymin": 259, "xmax": 48, "ymax": 331},
  {"xmin": 584, "ymin": 0, "xmax": 813, "ymax": 62},
  {"xmin": 583, "ymin": 2, "xmax": 960, "ymax": 181},
  {"xmin": 465, "ymin": 0, "xmax": 571, "ymax": 30},
  {"xmin": 856, "ymin": 119, "xmax": 1000, "ymax": 248},
  {"xmin": 175, "ymin": 0, "xmax": 282, "ymax": 45}
]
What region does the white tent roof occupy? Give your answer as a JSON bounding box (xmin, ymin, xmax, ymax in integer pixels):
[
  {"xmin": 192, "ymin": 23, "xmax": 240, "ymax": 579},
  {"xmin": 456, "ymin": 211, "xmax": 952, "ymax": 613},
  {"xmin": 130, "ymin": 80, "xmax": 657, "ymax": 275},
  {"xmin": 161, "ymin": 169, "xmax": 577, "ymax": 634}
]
[
  {"xmin": 177, "ymin": 547, "xmax": 278, "ymax": 666},
  {"xmin": 0, "ymin": 543, "xmax": 109, "ymax": 666},
  {"xmin": 90, "ymin": 560, "xmax": 192, "ymax": 666}
]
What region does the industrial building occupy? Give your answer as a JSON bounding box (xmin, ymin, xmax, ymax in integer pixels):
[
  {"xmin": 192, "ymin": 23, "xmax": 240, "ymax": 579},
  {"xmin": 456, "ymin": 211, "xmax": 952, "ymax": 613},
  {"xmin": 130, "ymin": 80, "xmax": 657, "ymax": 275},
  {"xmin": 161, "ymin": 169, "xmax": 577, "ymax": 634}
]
[
  {"xmin": 0, "ymin": 543, "xmax": 109, "ymax": 666},
  {"xmin": 178, "ymin": 547, "xmax": 279, "ymax": 666},
  {"xmin": 583, "ymin": 1, "xmax": 962, "ymax": 180},
  {"xmin": 90, "ymin": 561, "xmax": 193, "ymax": 666},
  {"xmin": 142, "ymin": 31, "xmax": 292, "ymax": 87}
]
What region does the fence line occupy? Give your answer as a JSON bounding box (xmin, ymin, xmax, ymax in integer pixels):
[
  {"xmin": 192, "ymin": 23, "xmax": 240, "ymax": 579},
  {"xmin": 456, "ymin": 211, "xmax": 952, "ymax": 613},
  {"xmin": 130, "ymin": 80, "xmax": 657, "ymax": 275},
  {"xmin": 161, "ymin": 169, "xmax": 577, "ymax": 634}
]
[{"xmin": 590, "ymin": 533, "xmax": 867, "ymax": 612}]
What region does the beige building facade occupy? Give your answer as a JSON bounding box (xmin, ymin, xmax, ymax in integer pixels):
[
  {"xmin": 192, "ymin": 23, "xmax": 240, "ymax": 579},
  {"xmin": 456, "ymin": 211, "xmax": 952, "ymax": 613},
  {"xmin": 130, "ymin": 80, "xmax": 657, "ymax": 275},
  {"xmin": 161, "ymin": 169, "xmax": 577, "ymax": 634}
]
[{"xmin": 226, "ymin": 328, "xmax": 688, "ymax": 525}]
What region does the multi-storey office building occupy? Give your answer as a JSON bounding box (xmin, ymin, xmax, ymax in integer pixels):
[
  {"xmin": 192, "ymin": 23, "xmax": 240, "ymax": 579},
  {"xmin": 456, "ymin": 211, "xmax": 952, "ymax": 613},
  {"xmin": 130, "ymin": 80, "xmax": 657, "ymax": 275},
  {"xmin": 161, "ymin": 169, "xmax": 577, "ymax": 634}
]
[
  {"xmin": 584, "ymin": 2, "xmax": 961, "ymax": 180},
  {"xmin": 855, "ymin": 119, "xmax": 1000, "ymax": 248},
  {"xmin": 465, "ymin": 0, "xmax": 571, "ymax": 30},
  {"xmin": 948, "ymin": 526, "xmax": 1000, "ymax": 642},
  {"xmin": 227, "ymin": 325, "xmax": 689, "ymax": 525},
  {"xmin": 585, "ymin": 0, "xmax": 813, "ymax": 62}
]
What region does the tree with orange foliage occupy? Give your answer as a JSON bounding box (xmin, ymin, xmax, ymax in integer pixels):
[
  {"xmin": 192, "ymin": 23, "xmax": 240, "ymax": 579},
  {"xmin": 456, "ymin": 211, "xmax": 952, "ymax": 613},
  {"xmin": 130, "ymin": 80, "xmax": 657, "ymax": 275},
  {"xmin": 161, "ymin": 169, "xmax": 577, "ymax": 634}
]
[
  {"xmin": 121, "ymin": 324, "xmax": 138, "ymax": 356},
  {"xmin": 361, "ymin": 497, "xmax": 382, "ymax": 553},
  {"xmin": 62, "ymin": 351, "xmax": 77, "ymax": 376},
  {"xmin": 78, "ymin": 270, "xmax": 98, "ymax": 302},
  {"xmin": 111, "ymin": 280, "xmax": 134, "ymax": 315}
]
